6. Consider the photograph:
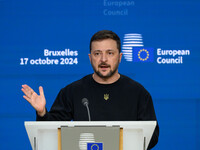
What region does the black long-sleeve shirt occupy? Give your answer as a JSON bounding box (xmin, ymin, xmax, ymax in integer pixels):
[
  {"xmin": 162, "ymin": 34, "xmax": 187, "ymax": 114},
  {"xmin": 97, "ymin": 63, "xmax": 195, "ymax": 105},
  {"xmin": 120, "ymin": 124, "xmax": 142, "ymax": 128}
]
[{"xmin": 37, "ymin": 74, "xmax": 159, "ymax": 149}]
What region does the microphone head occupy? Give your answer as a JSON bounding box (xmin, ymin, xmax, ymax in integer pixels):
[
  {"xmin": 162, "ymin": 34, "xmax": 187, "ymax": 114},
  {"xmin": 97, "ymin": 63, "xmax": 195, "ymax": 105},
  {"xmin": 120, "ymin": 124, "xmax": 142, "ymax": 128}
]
[{"xmin": 82, "ymin": 98, "xmax": 89, "ymax": 106}]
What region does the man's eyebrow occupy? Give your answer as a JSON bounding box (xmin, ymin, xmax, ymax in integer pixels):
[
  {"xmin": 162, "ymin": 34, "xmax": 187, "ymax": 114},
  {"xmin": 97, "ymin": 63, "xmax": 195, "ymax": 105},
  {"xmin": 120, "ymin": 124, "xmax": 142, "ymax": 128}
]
[
  {"xmin": 107, "ymin": 49, "xmax": 114, "ymax": 51},
  {"xmin": 93, "ymin": 50, "xmax": 102, "ymax": 52},
  {"xmin": 92, "ymin": 49, "xmax": 115, "ymax": 52}
]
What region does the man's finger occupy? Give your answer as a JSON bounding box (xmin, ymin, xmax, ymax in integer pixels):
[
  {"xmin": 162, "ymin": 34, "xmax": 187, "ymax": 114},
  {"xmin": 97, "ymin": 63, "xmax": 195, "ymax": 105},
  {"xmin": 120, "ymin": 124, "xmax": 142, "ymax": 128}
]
[
  {"xmin": 21, "ymin": 88, "xmax": 32, "ymax": 99},
  {"xmin": 26, "ymin": 85, "xmax": 34, "ymax": 95},
  {"xmin": 22, "ymin": 85, "xmax": 31, "ymax": 93},
  {"xmin": 23, "ymin": 95, "xmax": 31, "ymax": 103},
  {"xmin": 21, "ymin": 88, "xmax": 29, "ymax": 97},
  {"xmin": 22, "ymin": 84, "xmax": 35, "ymax": 96},
  {"xmin": 39, "ymin": 86, "xmax": 44, "ymax": 96},
  {"xmin": 22, "ymin": 84, "xmax": 31, "ymax": 91}
]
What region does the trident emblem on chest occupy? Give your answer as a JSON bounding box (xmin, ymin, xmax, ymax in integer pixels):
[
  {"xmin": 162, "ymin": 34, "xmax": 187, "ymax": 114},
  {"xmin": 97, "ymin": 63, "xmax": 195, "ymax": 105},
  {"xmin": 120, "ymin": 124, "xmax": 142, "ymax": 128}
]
[{"xmin": 104, "ymin": 94, "xmax": 109, "ymax": 100}]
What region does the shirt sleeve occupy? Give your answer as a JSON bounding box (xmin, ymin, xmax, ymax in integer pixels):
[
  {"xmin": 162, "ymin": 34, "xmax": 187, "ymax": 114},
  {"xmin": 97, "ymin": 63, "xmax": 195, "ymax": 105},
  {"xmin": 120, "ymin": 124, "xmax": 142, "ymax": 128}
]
[{"xmin": 36, "ymin": 88, "xmax": 73, "ymax": 121}]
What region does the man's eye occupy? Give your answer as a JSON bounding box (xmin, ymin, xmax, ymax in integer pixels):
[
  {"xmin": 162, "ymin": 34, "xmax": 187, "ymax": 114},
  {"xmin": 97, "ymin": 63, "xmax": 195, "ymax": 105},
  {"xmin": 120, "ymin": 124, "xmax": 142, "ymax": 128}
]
[
  {"xmin": 108, "ymin": 52, "xmax": 113, "ymax": 55},
  {"xmin": 95, "ymin": 53, "xmax": 100, "ymax": 56}
]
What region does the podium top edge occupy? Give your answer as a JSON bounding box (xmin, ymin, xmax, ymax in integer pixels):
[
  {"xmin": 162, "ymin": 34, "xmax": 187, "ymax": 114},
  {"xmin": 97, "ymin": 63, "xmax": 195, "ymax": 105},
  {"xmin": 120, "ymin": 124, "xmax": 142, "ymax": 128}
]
[{"xmin": 24, "ymin": 121, "xmax": 157, "ymax": 126}]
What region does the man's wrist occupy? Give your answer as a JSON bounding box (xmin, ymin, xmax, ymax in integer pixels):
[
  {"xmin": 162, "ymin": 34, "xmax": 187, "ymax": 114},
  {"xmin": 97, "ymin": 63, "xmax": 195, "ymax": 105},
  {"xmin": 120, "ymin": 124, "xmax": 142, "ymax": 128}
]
[{"xmin": 37, "ymin": 109, "xmax": 46, "ymax": 117}]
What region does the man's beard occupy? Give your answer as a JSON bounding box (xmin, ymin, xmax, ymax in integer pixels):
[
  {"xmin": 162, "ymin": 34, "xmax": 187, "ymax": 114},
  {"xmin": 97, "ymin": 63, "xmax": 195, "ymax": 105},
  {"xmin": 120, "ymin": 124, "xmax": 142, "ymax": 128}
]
[{"xmin": 91, "ymin": 61, "xmax": 120, "ymax": 79}]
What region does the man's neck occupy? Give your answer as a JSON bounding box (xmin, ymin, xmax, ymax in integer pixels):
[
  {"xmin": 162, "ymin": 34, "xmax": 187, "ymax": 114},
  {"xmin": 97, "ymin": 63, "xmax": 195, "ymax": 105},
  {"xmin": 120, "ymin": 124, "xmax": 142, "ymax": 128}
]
[{"xmin": 92, "ymin": 72, "xmax": 120, "ymax": 84}]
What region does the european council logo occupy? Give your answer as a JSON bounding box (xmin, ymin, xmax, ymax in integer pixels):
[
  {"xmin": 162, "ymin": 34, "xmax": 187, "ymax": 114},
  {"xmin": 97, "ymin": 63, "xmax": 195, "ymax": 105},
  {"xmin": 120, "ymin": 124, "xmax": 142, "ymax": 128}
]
[
  {"xmin": 87, "ymin": 142, "xmax": 103, "ymax": 150},
  {"xmin": 122, "ymin": 33, "xmax": 144, "ymax": 62},
  {"xmin": 133, "ymin": 48, "xmax": 154, "ymax": 62}
]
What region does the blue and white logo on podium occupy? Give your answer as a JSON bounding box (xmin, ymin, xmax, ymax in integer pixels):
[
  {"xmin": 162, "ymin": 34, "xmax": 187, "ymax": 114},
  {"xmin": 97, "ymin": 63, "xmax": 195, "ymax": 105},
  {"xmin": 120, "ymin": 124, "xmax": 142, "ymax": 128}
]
[{"xmin": 87, "ymin": 143, "xmax": 103, "ymax": 150}]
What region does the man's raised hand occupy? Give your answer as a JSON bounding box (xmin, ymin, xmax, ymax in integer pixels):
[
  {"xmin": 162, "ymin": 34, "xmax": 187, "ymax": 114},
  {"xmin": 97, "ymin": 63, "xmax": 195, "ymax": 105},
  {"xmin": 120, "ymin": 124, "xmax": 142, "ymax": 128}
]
[{"xmin": 21, "ymin": 84, "xmax": 46, "ymax": 117}]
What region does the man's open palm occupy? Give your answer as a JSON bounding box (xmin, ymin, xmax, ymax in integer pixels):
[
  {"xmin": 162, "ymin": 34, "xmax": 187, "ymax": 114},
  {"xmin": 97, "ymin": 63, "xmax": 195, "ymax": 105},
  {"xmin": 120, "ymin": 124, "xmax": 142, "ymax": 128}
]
[{"xmin": 21, "ymin": 84, "xmax": 46, "ymax": 116}]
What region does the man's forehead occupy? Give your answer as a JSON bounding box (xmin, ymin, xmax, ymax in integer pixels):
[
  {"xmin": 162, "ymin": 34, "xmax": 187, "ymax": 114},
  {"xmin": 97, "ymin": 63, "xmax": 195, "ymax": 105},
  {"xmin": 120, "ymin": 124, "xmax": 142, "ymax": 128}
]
[
  {"xmin": 91, "ymin": 38, "xmax": 117, "ymax": 44},
  {"xmin": 91, "ymin": 39, "xmax": 118, "ymax": 50}
]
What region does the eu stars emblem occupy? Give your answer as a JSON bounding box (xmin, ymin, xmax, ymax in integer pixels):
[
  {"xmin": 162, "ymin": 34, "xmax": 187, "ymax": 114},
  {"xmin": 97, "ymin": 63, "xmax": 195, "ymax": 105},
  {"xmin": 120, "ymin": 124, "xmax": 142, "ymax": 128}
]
[
  {"xmin": 87, "ymin": 143, "xmax": 103, "ymax": 150},
  {"xmin": 133, "ymin": 48, "xmax": 154, "ymax": 62}
]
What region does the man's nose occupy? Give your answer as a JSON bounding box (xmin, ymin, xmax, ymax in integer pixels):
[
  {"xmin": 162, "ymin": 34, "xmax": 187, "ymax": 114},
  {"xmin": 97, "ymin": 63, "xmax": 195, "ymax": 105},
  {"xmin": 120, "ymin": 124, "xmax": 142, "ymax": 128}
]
[{"xmin": 100, "ymin": 53, "xmax": 108, "ymax": 62}]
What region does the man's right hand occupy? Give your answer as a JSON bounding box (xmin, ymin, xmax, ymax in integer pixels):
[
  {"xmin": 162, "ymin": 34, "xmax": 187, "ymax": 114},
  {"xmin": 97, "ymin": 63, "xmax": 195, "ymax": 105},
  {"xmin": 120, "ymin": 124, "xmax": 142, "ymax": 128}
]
[{"xmin": 21, "ymin": 84, "xmax": 46, "ymax": 117}]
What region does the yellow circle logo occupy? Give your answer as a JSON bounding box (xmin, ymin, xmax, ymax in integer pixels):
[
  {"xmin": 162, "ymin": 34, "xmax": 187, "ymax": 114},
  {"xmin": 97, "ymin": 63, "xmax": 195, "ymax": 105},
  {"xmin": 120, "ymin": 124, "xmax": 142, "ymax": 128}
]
[
  {"xmin": 91, "ymin": 144, "xmax": 99, "ymax": 150},
  {"xmin": 138, "ymin": 49, "xmax": 149, "ymax": 61}
]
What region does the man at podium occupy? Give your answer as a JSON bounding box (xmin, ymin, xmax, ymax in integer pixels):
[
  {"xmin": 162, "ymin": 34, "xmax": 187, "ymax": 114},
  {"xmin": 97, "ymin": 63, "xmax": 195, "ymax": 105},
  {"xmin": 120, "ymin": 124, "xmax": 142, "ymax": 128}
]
[{"xmin": 22, "ymin": 30, "xmax": 159, "ymax": 149}]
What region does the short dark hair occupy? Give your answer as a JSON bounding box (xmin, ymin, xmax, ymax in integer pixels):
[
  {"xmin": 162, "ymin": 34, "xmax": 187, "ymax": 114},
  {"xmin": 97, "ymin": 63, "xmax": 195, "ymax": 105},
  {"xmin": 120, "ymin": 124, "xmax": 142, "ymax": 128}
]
[{"xmin": 90, "ymin": 30, "xmax": 121, "ymax": 53}]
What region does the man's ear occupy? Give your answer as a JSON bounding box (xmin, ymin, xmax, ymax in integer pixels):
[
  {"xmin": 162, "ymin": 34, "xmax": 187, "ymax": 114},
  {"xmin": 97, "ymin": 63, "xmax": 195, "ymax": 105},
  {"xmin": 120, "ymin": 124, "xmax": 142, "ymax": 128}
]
[
  {"xmin": 88, "ymin": 53, "xmax": 91, "ymax": 63},
  {"xmin": 119, "ymin": 53, "xmax": 123, "ymax": 63}
]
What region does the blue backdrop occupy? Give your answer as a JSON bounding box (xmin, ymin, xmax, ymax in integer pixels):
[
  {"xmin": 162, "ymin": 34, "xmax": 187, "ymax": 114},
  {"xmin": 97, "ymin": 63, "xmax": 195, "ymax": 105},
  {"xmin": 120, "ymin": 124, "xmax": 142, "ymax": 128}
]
[{"xmin": 0, "ymin": 0, "xmax": 200, "ymax": 149}]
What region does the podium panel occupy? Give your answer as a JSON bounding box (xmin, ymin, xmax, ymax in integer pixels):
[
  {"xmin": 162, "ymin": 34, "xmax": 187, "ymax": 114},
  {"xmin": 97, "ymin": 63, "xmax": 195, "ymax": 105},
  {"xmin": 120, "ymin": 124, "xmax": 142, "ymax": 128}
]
[
  {"xmin": 38, "ymin": 129, "xmax": 58, "ymax": 150},
  {"xmin": 25, "ymin": 121, "xmax": 156, "ymax": 150},
  {"xmin": 61, "ymin": 126, "xmax": 120, "ymax": 150},
  {"xmin": 123, "ymin": 128, "xmax": 143, "ymax": 150}
]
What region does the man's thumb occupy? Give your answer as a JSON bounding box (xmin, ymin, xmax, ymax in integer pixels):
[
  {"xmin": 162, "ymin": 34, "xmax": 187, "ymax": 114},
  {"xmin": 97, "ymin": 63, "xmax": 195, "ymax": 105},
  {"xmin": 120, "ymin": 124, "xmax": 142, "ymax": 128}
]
[{"xmin": 39, "ymin": 86, "xmax": 44, "ymax": 96}]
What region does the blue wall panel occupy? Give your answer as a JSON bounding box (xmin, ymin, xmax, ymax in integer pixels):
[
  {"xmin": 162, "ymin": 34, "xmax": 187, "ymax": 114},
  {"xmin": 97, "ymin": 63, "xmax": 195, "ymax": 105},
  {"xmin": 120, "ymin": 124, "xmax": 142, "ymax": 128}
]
[{"xmin": 0, "ymin": 0, "xmax": 200, "ymax": 149}]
